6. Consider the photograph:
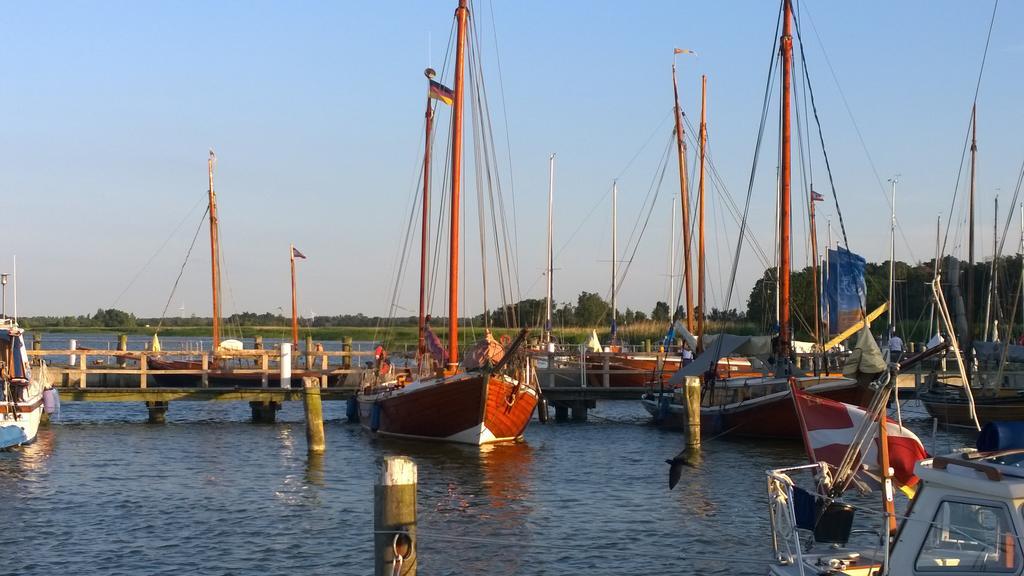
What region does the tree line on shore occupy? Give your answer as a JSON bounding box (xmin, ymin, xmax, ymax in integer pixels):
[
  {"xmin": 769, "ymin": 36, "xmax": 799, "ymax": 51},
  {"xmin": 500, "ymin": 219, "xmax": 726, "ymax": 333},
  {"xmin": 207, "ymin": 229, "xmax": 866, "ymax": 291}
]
[{"xmin": 19, "ymin": 255, "xmax": 1019, "ymax": 342}]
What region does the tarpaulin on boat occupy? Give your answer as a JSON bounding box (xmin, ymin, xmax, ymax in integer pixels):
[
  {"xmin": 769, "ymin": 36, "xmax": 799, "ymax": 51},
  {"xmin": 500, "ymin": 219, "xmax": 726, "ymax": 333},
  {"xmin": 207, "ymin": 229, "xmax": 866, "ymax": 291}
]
[
  {"xmin": 668, "ymin": 334, "xmax": 772, "ymax": 385},
  {"xmin": 842, "ymin": 325, "xmax": 885, "ymax": 379},
  {"xmin": 0, "ymin": 331, "xmax": 31, "ymax": 380},
  {"xmin": 825, "ymin": 247, "xmax": 866, "ymax": 335},
  {"xmin": 973, "ymin": 341, "xmax": 1024, "ymax": 364}
]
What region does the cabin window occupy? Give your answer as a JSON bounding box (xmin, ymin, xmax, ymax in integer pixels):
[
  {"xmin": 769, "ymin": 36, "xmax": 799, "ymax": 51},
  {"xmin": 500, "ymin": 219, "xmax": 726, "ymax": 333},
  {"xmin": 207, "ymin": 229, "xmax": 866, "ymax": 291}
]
[{"xmin": 915, "ymin": 500, "xmax": 1020, "ymax": 572}]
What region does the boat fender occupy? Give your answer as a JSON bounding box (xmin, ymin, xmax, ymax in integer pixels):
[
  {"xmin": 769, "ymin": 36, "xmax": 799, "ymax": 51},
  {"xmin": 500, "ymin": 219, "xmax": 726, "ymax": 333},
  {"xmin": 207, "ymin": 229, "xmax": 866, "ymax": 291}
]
[
  {"xmin": 977, "ymin": 421, "xmax": 1024, "ymax": 452},
  {"xmin": 345, "ymin": 397, "xmax": 360, "ymax": 423},
  {"xmin": 370, "ymin": 402, "xmax": 382, "ymax": 432},
  {"xmin": 43, "ymin": 388, "xmax": 61, "ymax": 416}
]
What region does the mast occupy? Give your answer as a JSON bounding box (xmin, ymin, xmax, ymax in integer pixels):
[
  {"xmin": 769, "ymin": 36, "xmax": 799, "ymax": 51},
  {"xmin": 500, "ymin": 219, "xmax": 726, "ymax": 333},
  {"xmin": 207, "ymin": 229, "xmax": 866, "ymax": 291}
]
[
  {"xmin": 825, "ymin": 220, "xmax": 832, "ymax": 339},
  {"xmin": 888, "ymin": 176, "xmax": 898, "ymax": 337},
  {"xmin": 208, "ymin": 150, "xmax": 221, "ymax": 352},
  {"xmin": 984, "ymin": 195, "xmax": 998, "ymax": 341},
  {"xmin": 419, "ymin": 69, "xmax": 435, "ymax": 369},
  {"xmin": 611, "ymin": 180, "xmax": 618, "ymax": 341},
  {"xmin": 966, "ymin": 105, "xmax": 977, "ymax": 382},
  {"xmin": 929, "ymin": 215, "xmax": 941, "ymax": 338},
  {"xmin": 778, "ymin": 0, "xmax": 793, "ymax": 356},
  {"xmin": 290, "ymin": 244, "xmax": 299, "ymax": 347},
  {"xmin": 545, "ymin": 153, "xmax": 555, "ymax": 344},
  {"xmin": 669, "ymin": 195, "xmax": 676, "ymax": 315},
  {"xmin": 672, "ymin": 52, "xmax": 694, "ymax": 332},
  {"xmin": 810, "ymin": 189, "xmax": 820, "ymax": 350},
  {"xmin": 447, "ymin": 0, "xmax": 468, "ymax": 369},
  {"xmin": 697, "ymin": 74, "xmax": 707, "ymax": 350}
]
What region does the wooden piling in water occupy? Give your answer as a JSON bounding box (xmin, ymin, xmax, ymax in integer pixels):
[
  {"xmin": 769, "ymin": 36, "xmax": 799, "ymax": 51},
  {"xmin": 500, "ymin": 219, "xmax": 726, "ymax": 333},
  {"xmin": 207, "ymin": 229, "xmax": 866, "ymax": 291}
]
[
  {"xmin": 249, "ymin": 401, "xmax": 280, "ymax": 423},
  {"xmin": 685, "ymin": 375, "xmax": 701, "ymax": 449},
  {"xmin": 342, "ymin": 337, "xmax": 353, "ymax": 369},
  {"xmin": 146, "ymin": 400, "xmax": 168, "ymax": 424},
  {"xmin": 254, "ymin": 335, "xmax": 264, "ymax": 350},
  {"xmin": 305, "ymin": 335, "xmax": 314, "ymax": 370},
  {"xmin": 32, "ymin": 335, "xmax": 40, "ymax": 351},
  {"xmin": 117, "ymin": 334, "xmax": 128, "ymax": 367},
  {"xmin": 303, "ymin": 376, "xmax": 325, "ymax": 454},
  {"xmin": 375, "ymin": 456, "xmax": 417, "ymax": 576}
]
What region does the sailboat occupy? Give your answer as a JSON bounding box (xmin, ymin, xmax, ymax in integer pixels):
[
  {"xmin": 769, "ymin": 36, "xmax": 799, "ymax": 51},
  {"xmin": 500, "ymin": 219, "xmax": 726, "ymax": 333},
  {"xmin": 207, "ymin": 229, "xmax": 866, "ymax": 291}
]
[
  {"xmin": 149, "ymin": 152, "xmax": 312, "ymax": 387},
  {"xmin": 355, "ymin": 0, "xmax": 538, "ymax": 445},
  {"xmin": 0, "ymin": 267, "xmax": 51, "ymax": 448},
  {"xmin": 641, "ymin": 0, "xmax": 872, "ymax": 436},
  {"xmin": 917, "ymin": 107, "xmax": 1024, "ymax": 427}
]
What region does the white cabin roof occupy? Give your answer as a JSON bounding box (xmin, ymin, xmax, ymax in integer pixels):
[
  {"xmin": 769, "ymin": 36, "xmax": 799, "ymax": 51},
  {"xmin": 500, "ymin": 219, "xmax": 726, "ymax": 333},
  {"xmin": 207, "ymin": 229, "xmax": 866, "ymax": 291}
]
[{"xmin": 916, "ymin": 451, "xmax": 1024, "ymax": 500}]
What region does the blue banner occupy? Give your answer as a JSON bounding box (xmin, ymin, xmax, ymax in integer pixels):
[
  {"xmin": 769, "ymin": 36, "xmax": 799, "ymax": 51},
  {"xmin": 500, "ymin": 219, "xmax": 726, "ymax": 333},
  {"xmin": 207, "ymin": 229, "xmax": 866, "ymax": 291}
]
[{"xmin": 825, "ymin": 247, "xmax": 866, "ymax": 335}]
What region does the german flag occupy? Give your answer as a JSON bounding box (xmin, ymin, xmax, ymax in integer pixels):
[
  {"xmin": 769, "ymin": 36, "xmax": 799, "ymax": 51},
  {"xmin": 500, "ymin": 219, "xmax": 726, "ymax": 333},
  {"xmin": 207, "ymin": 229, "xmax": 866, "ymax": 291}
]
[{"xmin": 428, "ymin": 79, "xmax": 454, "ymax": 105}]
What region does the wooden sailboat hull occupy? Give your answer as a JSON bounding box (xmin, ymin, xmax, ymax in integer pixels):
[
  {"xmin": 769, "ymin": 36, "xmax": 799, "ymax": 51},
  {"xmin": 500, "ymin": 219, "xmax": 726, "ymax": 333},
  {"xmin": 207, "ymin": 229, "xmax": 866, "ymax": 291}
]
[
  {"xmin": 586, "ymin": 354, "xmax": 758, "ymax": 387},
  {"xmin": 356, "ymin": 371, "xmax": 538, "ymax": 445},
  {"xmin": 641, "ymin": 376, "xmax": 868, "ymax": 439},
  {"xmin": 919, "ymin": 390, "xmax": 1024, "ymax": 428}
]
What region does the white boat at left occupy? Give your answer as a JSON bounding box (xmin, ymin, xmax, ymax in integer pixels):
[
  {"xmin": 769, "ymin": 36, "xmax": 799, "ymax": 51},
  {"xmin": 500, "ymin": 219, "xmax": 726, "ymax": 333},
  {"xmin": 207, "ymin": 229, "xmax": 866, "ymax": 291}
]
[{"xmin": 0, "ymin": 320, "xmax": 49, "ymax": 449}]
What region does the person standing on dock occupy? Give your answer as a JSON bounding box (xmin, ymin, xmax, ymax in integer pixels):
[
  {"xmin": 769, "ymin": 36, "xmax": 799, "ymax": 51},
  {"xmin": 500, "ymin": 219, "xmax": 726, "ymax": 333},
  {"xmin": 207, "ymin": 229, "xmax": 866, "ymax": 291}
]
[{"xmin": 888, "ymin": 330, "xmax": 904, "ymax": 363}]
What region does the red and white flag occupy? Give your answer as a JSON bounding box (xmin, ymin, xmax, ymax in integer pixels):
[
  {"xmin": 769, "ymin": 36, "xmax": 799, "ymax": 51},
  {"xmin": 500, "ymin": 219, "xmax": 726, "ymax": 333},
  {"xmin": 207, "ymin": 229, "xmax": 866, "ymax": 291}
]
[{"xmin": 791, "ymin": 382, "xmax": 928, "ymax": 496}]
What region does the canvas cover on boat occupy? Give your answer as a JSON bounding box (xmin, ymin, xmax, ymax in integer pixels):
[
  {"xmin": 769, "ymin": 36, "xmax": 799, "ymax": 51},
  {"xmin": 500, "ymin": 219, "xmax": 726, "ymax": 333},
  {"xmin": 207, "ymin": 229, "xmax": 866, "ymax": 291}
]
[
  {"xmin": 973, "ymin": 341, "xmax": 1024, "ymax": 364},
  {"xmin": 667, "ymin": 334, "xmax": 772, "ymax": 385},
  {"xmin": 841, "ymin": 325, "xmax": 886, "ymax": 378}
]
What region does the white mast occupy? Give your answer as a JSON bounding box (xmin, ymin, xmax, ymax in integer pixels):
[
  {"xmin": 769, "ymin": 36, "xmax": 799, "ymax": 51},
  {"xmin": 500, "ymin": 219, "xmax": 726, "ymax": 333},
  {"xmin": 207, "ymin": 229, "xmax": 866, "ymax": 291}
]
[
  {"xmin": 611, "ymin": 180, "xmax": 618, "ymax": 340},
  {"xmin": 545, "ymin": 153, "xmax": 555, "ymax": 344},
  {"xmin": 887, "ymin": 176, "xmax": 898, "ymax": 337}
]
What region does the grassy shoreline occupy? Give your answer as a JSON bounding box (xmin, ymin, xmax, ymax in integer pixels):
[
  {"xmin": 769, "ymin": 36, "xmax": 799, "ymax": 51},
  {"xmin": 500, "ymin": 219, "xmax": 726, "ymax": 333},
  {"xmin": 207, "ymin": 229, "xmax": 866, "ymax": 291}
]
[{"xmin": 23, "ymin": 320, "xmax": 760, "ymax": 346}]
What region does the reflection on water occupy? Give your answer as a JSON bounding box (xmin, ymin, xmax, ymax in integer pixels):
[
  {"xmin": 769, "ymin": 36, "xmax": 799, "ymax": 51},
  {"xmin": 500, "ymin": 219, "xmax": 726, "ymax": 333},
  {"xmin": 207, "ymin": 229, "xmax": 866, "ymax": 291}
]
[{"xmin": 0, "ymin": 399, "xmax": 975, "ymax": 575}]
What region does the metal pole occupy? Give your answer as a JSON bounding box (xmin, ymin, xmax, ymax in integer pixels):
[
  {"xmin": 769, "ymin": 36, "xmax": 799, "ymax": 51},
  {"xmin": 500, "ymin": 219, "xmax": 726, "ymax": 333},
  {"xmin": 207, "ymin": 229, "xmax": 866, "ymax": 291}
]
[
  {"xmin": 611, "ymin": 180, "xmax": 618, "ymax": 340},
  {"xmin": 888, "ymin": 176, "xmax": 898, "ymax": 336},
  {"xmin": 545, "ymin": 153, "xmax": 555, "ymax": 344}
]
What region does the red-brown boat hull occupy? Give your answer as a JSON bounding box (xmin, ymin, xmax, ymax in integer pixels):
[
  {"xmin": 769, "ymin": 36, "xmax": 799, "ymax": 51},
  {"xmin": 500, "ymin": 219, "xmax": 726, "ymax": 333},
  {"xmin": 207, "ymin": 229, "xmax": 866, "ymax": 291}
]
[
  {"xmin": 357, "ymin": 372, "xmax": 538, "ymax": 444},
  {"xmin": 705, "ymin": 379, "xmax": 870, "ymax": 440},
  {"xmin": 585, "ymin": 354, "xmax": 757, "ymax": 387}
]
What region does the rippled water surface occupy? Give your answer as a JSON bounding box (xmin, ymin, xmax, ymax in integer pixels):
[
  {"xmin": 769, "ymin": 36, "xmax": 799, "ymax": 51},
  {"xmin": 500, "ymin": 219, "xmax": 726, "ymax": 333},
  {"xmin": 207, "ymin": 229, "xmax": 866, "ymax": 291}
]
[{"xmin": 0, "ymin": 399, "xmax": 974, "ymax": 575}]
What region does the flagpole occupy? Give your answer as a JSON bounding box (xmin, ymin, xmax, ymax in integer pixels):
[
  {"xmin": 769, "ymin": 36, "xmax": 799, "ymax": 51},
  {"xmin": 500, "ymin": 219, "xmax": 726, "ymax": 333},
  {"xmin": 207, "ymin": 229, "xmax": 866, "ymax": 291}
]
[{"xmin": 291, "ymin": 244, "xmax": 299, "ymax": 347}]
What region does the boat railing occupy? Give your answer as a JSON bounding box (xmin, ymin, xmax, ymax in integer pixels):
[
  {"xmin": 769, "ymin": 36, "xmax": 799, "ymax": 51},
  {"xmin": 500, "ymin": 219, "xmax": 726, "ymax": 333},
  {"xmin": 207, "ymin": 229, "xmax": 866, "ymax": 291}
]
[{"xmin": 766, "ymin": 463, "xmax": 831, "ymax": 573}]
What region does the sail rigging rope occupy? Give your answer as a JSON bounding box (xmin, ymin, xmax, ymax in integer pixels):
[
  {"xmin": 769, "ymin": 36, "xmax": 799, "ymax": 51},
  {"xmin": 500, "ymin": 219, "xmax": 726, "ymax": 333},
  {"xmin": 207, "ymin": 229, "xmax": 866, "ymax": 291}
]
[
  {"xmin": 111, "ymin": 193, "xmax": 207, "ymax": 310},
  {"xmin": 155, "ymin": 205, "xmax": 210, "ymax": 334},
  {"xmin": 938, "ymin": 0, "xmax": 999, "ymax": 261},
  {"xmin": 720, "ymin": 1, "xmax": 782, "ymax": 316}
]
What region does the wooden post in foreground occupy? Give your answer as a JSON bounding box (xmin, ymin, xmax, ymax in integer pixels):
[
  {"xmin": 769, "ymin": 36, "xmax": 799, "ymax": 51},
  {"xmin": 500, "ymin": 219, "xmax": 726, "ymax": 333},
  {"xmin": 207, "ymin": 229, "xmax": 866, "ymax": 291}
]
[
  {"xmin": 342, "ymin": 337, "xmax": 353, "ymax": 370},
  {"xmin": 685, "ymin": 375, "xmax": 701, "ymax": 449},
  {"xmin": 303, "ymin": 376, "xmax": 325, "ymax": 454},
  {"xmin": 375, "ymin": 456, "xmax": 417, "ymax": 576}
]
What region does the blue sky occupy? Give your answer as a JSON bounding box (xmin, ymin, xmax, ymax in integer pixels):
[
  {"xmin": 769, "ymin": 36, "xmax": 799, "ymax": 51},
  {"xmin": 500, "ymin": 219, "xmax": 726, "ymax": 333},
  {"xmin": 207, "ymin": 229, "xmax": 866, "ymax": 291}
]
[{"xmin": 2, "ymin": 1, "xmax": 1022, "ymax": 321}]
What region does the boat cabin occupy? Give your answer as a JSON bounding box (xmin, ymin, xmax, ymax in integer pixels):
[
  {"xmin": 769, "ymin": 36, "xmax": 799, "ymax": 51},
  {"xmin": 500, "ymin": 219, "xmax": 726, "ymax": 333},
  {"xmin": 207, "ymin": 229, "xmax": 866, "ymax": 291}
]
[{"xmin": 768, "ymin": 450, "xmax": 1024, "ymax": 575}]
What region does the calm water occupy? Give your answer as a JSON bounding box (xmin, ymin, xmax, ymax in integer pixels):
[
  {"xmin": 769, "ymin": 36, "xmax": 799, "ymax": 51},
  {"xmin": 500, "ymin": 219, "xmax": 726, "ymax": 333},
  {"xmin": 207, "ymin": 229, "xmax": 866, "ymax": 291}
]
[{"xmin": 0, "ymin": 399, "xmax": 974, "ymax": 575}]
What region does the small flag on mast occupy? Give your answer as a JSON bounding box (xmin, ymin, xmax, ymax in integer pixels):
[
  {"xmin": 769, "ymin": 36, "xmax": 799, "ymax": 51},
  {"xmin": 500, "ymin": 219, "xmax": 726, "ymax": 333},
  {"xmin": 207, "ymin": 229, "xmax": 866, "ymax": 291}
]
[
  {"xmin": 428, "ymin": 79, "xmax": 454, "ymax": 105},
  {"xmin": 811, "ymin": 190, "xmax": 825, "ymax": 202},
  {"xmin": 292, "ymin": 247, "xmax": 306, "ymax": 259}
]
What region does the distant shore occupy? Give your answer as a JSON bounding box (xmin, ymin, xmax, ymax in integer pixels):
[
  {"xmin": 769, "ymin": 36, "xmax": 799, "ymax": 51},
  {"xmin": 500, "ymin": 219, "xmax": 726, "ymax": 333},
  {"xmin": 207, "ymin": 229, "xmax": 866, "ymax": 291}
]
[{"xmin": 21, "ymin": 320, "xmax": 759, "ymax": 346}]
